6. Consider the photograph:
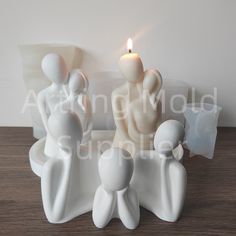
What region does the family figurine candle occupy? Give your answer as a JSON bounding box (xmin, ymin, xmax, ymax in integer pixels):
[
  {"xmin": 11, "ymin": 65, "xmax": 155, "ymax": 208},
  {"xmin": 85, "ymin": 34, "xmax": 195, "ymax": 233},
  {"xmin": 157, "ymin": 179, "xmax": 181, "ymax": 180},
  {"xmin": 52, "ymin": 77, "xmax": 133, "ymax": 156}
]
[
  {"xmin": 28, "ymin": 47, "xmax": 187, "ymax": 230},
  {"xmin": 112, "ymin": 38, "xmax": 162, "ymax": 155}
]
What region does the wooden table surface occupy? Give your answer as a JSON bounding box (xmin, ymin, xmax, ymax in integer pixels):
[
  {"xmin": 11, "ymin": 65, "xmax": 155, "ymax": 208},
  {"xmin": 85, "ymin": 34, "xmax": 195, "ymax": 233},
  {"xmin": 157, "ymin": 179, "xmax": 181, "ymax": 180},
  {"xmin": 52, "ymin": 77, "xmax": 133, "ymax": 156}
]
[{"xmin": 0, "ymin": 127, "xmax": 235, "ymax": 236}]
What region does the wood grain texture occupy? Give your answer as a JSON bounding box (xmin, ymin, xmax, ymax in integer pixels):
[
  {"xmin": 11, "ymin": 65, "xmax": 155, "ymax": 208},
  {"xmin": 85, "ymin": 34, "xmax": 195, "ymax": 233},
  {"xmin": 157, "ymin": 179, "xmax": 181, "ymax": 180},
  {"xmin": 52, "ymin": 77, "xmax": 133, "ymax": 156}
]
[{"xmin": 0, "ymin": 127, "xmax": 235, "ymax": 236}]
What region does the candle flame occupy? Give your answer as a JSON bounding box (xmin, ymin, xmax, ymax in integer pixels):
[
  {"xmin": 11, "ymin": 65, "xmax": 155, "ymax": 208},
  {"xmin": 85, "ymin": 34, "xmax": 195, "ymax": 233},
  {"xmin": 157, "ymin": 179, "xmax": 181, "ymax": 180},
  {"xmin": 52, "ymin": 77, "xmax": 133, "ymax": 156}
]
[{"xmin": 127, "ymin": 38, "xmax": 133, "ymax": 53}]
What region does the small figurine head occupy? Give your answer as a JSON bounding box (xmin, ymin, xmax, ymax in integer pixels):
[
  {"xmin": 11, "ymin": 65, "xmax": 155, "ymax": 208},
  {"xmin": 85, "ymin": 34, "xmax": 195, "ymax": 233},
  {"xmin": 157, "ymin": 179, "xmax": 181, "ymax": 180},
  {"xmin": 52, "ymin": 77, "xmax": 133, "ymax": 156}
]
[
  {"xmin": 154, "ymin": 120, "xmax": 185, "ymax": 155},
  {"xmin": 48, "ymin": 110, "xmax": 83, "ymax": 148},
  {"xmin": 119, "ymin": 54, "xmax": 144, "ymax": 83},
  {"xmin": 68, "ymin": 71, "xmax": 87, "ymax": 94},
  {"xmin": 41, "ymin": 53, "xmax": 68, "ymax": 85},
  {"xmin": 98, "ymin": 148, "xmax": 134, "ymax": 191}
]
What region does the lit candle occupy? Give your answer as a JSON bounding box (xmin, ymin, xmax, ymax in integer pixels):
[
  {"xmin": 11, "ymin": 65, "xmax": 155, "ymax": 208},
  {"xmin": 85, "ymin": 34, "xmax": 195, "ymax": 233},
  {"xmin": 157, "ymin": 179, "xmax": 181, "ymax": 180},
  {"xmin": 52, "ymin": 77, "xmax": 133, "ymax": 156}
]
[
  {"xmin": 127, "ymin": 38, "xmax": 133, "ymax": 53},
  {"xmin": 119, "ymin": 38, "xmax": 144, "ymax": 83}
]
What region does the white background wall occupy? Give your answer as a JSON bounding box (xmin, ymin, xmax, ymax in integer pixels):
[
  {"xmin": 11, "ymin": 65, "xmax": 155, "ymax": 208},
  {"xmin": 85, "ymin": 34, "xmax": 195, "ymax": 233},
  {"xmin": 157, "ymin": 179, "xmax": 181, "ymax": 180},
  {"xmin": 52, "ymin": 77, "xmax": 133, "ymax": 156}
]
[{"xmin": 0, "ymin": 0, "xmax": 235, "ymax": 127}]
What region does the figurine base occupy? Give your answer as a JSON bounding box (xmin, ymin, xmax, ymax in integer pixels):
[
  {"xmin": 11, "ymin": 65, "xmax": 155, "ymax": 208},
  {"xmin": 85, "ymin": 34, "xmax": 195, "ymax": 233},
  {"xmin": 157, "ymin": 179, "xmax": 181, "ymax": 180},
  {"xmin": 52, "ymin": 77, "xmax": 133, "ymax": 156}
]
[{"xmin": 29, "ymin": 138, "xmax": 48, "ymax": 177}]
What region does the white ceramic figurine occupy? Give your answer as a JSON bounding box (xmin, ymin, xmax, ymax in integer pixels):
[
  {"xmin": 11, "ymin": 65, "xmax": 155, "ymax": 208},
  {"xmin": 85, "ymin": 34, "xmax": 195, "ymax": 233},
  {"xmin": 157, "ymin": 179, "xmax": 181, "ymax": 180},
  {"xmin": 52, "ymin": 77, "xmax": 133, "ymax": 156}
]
[
  {"xmin": 131, "ymin": 120, "xmax": 187, "ymax": 222},
  {"xmin": 41, "ymin": 111, "xmax": 82, "ymax": 223},
  {"xmin": 41, "ymin": 110, "xmax": 99, "ymax": 223},
  {"xmin": 37, "ymin": 53, "xmax": 69, "ymax": 158},
  {"xmin": 112, "ymin": 53, "xmax": 162, "ymax": 155},
  {"xmin": 92, "ymin": 148, "xmax": 140, "ymax": 229},
  {"xmin": 127, "ymin": 69, "xmax": 162, "ymax": 151}
]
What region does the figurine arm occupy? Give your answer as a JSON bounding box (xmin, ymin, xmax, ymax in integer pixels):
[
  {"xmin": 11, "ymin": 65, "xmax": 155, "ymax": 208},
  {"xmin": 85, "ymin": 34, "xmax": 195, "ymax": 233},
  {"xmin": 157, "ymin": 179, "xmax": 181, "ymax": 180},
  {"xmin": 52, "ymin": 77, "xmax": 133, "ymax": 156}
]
[
  {"xmin": 54, "ymin": 99, "xmax": 70, "ymax": 114},
  {"xmin": 83, "ymin": 95, "xmax": 93, "ymax": 131},
  {"xmin": 160, "ymin": 158, "xmax": 172, "ymax": 217},
  {"xmin": 41, "ymin": 147, "xmax": 73, "ymax": 223},
  {"xmin": 37, "ymin": 92, "xmax": 50, "ymax": 134},
  {"xmin": 168, "ymin": 161, "xmax": 187, "ymax": 221},
  {"xmin": 160, "ymin": 157, "xmax": 186, "ymax": 222},
  {"xmin": 92, "ymin": 186, "xmax": 116, "ymax": 228},
  {"xmin": 117, "ymin": 187, "xmax": 140, "ymax": 229},
  {"xmin": 112, "ymin": 92, "xmax": 130, "ymax": 140},
  {"xmin": 63, "ymin": 85, "xmax": 69, "ymax": 98},
  {"xmin": 128, "ymin": 108, "xmax": 154, "ymax": 145}
]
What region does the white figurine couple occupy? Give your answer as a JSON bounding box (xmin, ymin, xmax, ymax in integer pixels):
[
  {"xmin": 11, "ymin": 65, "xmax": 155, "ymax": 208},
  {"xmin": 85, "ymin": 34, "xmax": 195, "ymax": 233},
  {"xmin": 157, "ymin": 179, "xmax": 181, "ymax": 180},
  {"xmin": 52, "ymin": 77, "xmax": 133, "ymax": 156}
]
[
  {"xmin": 37, "ymin": 53, "xmax": 92, "ymax": 158},
  {"xmin": 112, "ymin": 57, "xmax": 163, "ymax": 155}
]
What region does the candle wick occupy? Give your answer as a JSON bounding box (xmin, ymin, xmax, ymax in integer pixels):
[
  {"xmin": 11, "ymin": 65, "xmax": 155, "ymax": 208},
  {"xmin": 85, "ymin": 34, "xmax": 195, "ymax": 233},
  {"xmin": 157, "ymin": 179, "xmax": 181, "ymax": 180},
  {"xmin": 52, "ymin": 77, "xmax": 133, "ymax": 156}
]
[{"xmin": 129, "ymin": 49, "xmax": 132, "ymax": 53}]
